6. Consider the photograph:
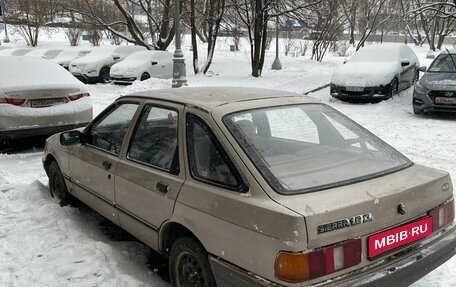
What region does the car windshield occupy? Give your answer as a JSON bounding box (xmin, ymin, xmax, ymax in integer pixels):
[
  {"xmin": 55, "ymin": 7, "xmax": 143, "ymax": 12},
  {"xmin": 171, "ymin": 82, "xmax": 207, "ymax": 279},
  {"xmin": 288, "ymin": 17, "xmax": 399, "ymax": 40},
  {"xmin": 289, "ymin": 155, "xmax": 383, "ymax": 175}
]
[
  {"xmin": 223, "ymin": 104, "xmax": 412, "ymax": 194},
  {"xmin": 428, "ymin": 54, "xmax": 456, "ymax": 72}
]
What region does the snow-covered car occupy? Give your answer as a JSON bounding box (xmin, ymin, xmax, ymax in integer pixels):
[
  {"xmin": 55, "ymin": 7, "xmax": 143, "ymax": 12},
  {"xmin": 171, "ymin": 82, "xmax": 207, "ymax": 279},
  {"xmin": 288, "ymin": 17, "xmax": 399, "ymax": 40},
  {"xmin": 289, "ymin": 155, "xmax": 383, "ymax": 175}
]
[
  {"xmin": 69, "ymin": 45, "xmax": 146, "ymax": 83},
  {"xmin": 110, "ymin": 50, "xmax": 173, "ymax": 84},
  {"xmin": 413, "ymin": 50, "xmax": 456, "ymax": 114},
  {"xmin": 331, "ymin": 44, "xmax": 419, "ymax": 102},
  {"xmin": 0, "ymin": 48, "xmax": 31, "ymax": 56},
  {"xmin": 43, "ymin": 87, "xmax": 455, "ymax": 287},
  {"xmin": 52, "ymin": 49, "xmax": 92, "ymax": 69},
  {"xmin": 24, "ymin": 48, "xmax": 64, "ymax": 59},
  {"xmin": 0, "ymin": 56, "xmax": 92, "ymax": 140}
]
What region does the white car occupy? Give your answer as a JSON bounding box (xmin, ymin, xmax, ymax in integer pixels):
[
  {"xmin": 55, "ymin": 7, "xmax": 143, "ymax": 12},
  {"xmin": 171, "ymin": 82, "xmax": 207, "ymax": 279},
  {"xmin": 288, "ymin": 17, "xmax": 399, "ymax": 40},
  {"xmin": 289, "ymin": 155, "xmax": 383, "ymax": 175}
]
[
  {"xmin": 330, "ymin": 44, "xmax": 419, "ymax": 102},
  {"xmin": 0, "ymin": 48, "xmax": 32, "ymax": 56},
  {"xmin": 0, "ymin": 56, "xmax": 92, "ymax": 140},
  {"xmin": 52, "ymin": 49, "xmax": 92, "ymax": 69},
  {"xmin": 69, "ymin": 45, "xmax": 146, "ymax": 83},
  {"xmin": 110, "ymin": 50, "xmax": 173, "ymax": 84},
  {"xmin": 24, "ymin": 49, "xmax": 64, "ymax": 59}
]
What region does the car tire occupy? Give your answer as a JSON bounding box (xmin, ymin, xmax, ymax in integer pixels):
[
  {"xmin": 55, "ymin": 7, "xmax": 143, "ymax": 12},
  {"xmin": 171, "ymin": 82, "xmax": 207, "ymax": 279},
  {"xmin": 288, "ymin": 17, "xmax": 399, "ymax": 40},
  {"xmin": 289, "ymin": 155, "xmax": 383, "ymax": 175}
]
[
  {"xmin": 48, "ymin": 161, "xmax": 72, "ymax": 206},
  {"xmin": 169, "ymin": 237, "xmax": 216, "ymax": 287},
  {"xmin": 99, "ymin": 67, "xmax": 111, "ymax": 84},
  {"xmin": 413, "ymin": 107, "xmax": 422, "ymax": 115},
  {"xmin": 140, "ymin": 72, "xmax": 150, "ymax": 81},
  {"xmin": 389, "ymin": 78, "xmax": 398, "ymax": 98}
]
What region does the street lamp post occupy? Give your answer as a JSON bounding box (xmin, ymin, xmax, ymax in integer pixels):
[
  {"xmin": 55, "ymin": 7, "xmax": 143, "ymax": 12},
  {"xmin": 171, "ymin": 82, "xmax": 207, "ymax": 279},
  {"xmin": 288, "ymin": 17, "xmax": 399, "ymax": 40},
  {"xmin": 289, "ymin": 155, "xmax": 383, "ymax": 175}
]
[
  {"xmin": 271, "ymin": 16, "xmax": 282, "ymax": 70},
  {"xmin": 172, "ymin": 0, "xmax": 187, "ymax": 88}
]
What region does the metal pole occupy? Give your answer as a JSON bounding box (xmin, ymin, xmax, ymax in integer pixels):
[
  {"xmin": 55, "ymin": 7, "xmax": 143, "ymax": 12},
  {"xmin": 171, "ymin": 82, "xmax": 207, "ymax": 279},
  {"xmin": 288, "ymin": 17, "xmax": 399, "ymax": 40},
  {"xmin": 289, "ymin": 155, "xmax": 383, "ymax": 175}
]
[
  {"xmin": 172, "ymin": 0, "xmax": 187, "ymax": 88},
  {"xmin": 271, "ymin": 16, "xmax": 282, "ymax": 70}
]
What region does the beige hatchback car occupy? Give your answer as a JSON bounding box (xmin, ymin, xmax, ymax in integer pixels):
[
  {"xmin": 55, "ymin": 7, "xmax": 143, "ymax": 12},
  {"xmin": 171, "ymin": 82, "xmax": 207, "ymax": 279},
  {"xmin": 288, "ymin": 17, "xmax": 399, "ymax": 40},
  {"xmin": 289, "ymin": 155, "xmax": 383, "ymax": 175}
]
[{"xmin": 43, "ymin": 87, "xmax": 456, "ymax": 287}]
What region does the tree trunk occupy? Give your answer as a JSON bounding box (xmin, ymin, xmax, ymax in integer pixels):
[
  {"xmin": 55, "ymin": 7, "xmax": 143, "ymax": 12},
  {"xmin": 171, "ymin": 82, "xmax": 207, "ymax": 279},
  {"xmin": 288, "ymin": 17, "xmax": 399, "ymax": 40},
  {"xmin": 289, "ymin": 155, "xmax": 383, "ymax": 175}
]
[{"xmin": 190, "ymin": 0, "xmax": 199, "ymax": 74}]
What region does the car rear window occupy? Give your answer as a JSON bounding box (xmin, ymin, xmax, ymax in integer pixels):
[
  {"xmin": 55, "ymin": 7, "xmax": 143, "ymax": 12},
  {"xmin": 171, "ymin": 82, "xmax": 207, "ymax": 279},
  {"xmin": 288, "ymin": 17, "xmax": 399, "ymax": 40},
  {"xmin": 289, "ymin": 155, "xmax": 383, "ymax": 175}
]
[{"xmin": 223, "ymin": 104, "xmax": 412, "ymax": 194}]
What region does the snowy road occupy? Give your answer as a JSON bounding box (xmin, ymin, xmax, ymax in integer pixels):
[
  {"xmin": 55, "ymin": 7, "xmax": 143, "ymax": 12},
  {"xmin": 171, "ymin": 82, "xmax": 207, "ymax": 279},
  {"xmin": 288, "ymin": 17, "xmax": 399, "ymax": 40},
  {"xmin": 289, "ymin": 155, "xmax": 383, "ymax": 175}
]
[{"xmin": 1, "ymin": 46, "xmax": 456, "ymax": 286}]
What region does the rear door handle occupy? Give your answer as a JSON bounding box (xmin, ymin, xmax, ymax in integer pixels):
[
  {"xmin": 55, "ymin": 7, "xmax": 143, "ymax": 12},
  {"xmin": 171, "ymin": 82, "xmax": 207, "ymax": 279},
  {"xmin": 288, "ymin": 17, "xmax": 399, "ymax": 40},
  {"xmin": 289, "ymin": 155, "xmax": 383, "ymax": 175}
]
[
  {"xmin": 156, "ymin": 182, "xmax": 169, "ymax": 194},
  {"xmin": 103, "ymin": 160, "xmax": 112, "ymax": 170}
]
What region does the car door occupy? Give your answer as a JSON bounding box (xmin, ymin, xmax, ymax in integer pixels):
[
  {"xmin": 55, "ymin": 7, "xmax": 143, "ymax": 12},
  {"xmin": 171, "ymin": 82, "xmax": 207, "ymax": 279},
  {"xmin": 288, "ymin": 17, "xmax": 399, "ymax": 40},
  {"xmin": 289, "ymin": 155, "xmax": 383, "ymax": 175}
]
[
  {"xmin": 399, "ymin": 47, "xmax": 416, "ymax": 89},
  {"xmin": 114, "ymin": 102, "xmax": 185, "ymax": 249},
  {"xmin": 69, "ymin": 101, "xmax": 140, "ymax": 223}
]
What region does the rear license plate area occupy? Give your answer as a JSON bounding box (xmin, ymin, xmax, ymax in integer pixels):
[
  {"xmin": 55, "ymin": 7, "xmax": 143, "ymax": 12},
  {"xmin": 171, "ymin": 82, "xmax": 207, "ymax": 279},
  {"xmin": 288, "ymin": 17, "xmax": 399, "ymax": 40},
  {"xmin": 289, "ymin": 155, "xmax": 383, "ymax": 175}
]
[
  {"xmin": 31, "ymin": 98, "xmax": 66, "ymax": 108},
  {"xmin": 368, "ymin": 217, "xmax": 433, "ymax": 258}
]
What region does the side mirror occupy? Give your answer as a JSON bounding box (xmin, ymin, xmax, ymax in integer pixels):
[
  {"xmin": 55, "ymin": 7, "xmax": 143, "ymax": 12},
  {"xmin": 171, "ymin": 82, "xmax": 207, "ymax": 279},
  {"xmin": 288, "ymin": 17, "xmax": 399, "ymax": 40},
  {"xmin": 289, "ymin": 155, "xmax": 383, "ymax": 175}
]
[
  {"xmin": 418, "ymin": 66, "xmax": 427, "ymax": 72},
  {"xmin": 151, "ymin": 61, "xmax": 158, "ymax": 66},
  {"xmin": 400, "ymin": 60, "xmax": 410, "ymax": 67},
  {"xmin": 60, "ymin": 130, "xmax": 83, "ymax": 146},
  {"xmin": 113, "ymin": 54, "xmax": 120, "ymax": 60},
  {"xmin": 343, "ymin": 58, "xmax": 348, "ymax": 64}
]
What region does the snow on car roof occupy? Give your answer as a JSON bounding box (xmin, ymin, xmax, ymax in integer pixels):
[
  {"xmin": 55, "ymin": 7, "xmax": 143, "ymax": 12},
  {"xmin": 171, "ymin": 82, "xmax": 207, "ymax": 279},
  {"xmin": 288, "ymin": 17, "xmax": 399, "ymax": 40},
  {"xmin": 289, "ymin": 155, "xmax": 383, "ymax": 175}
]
[
  {"xmin": 350, "ymin": 44, "xmax": 405, "ymax": 62},
  {"xmin": 121, "ymin": 86, "xmax": 317, "ymax": 111},
  {"xmin": 0, "ymin": 56, "xmax": 86, "ymax": 94}
]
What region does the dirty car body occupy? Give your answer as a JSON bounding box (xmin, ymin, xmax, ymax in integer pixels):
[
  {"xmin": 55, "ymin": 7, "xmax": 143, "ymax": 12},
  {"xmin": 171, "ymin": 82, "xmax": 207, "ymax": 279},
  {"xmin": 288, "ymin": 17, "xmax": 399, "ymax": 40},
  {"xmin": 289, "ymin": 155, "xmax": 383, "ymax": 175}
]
[{"xmin": 43, "ymin": 87, "xmax": 455, "ymax": 287}]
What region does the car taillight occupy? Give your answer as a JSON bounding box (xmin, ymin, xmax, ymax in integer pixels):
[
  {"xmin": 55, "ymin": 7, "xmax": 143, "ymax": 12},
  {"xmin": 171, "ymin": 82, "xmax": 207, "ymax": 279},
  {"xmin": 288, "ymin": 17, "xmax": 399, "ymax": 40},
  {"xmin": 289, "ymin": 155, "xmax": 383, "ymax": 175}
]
[
  {"xmin": 430, "ymin": 198, "xmax": 454, "ymax": 229},
  {"xmin": 0, "ymin": 96, "xmax": 26, "ymax": 106},
  {"xmin": 274, "ymin": 239, "xmax": 361, "ymax": 283},
  {"xmin": 68, "ymin": 92, "xmax": 90, "ymax": 101}
]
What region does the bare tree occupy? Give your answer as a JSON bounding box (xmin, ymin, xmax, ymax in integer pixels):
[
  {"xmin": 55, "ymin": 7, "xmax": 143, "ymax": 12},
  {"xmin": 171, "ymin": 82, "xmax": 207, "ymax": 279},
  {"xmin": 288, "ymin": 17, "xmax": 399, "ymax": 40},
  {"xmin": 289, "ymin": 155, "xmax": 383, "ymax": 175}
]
[
  {"xmin": 7, "ymin": 0, "xmax": 57, "ymax": 46},
  {"xmin": 310, "ymin": 0, "xmax": 347, "ymax": 61},
  {"xmin": 233, "ymin": 0, "xmax": 321, "ymax": 77},
  {"xmin": 356, "ymin": 0, "xmax": 391, "ymax": 51}
]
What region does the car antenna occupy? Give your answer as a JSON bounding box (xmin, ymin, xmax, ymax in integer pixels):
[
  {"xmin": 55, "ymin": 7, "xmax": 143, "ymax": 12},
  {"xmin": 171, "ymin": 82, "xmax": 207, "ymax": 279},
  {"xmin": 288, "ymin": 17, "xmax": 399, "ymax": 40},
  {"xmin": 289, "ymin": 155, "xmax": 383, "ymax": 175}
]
[{"xmin": 445, "ymin": 48, "xmax": 456, "ymax": 69}]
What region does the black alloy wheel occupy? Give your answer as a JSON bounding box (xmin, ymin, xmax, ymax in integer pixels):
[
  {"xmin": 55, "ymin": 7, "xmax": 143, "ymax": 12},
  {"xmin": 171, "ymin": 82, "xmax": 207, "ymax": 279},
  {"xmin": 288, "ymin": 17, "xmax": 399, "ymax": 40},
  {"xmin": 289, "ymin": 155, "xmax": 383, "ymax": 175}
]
[
  {"xmin": 140, "ymin": 72, "xmax": 151, "ymax": 81},
  {"xmin": 100, "ymin": 67, "xmax": 111, "ymax": 83},
  {"xmin": 389, "ymin": 78, "xmax": 399, "ymax": 97}
]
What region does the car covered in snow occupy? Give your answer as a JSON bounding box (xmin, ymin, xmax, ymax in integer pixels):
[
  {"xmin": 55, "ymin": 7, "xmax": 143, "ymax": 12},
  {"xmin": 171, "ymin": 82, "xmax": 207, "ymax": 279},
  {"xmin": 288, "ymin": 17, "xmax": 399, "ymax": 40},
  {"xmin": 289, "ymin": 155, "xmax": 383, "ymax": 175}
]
[
  {"xmin": 69, "ymin": 45, "xmax": 146, "ymax": 83},
  {"xmin": 52, "ymin": 49, "xmax": 92, "ymax": 69},
  {"xmin": 0, "ymin": 48, "xmax": 31, "ymax": 56},
  {"xmin": 110, "ymin": 50, "xmax": 173, "ymax": 84},
  {"xmin": 24, "ymin": 48, "xmax": 64, "ymax": 59},
  {"xmin": 413, "ymin": 50, "xmax": 456, "ymax": 114},
  {"xmin": 43, "ymin": 87, "xmax": 455, "ymax": 287},
  {"xmin": 331, "ymin": 44, "xmax": 419, "ymax": 102},
  {"xmin": 0, "ymin": 56, "xmax": 92, "ymax": 140}
]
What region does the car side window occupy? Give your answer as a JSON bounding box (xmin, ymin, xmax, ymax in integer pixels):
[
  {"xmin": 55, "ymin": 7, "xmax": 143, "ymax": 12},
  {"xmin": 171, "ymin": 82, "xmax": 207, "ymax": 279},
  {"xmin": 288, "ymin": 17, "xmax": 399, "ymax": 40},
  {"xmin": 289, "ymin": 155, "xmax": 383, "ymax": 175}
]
[
  {"xmin": 187, "ymin": 114, "xmax": 244, "ymax": 191},
  {"xmin": 128, "ymin": 105, "xmax": 179, "ymax": 174},
  {"xmin": 86, "ymin": 103, "xmax": 139, "ymax": 155}
]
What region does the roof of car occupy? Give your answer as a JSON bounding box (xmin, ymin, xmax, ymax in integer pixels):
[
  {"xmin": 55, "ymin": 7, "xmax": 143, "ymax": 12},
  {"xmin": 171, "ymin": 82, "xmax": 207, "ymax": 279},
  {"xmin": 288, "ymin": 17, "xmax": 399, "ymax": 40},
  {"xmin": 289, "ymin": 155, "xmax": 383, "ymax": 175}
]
[{"xmin": 120, "ymin": 86, "xmax": 316, "ymax": 111}]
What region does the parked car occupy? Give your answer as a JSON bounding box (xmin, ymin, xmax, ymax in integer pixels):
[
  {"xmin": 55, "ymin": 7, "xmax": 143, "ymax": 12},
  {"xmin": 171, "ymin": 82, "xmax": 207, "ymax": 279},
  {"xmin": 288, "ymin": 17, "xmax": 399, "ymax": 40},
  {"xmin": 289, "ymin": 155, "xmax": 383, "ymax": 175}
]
[
  {"xmin": 331, "ymin": 44, "xmax": 419, "ymax": 102},
  {"xmin": 43, "ymin": 87, "xmax": 455, "ymax": 287},
  {"xmin": 0, "ymin": 56, "xmax": 92, "ymax": 140},
  {"xmin": 0, "ymin": 48, "xmax": 31, "ymax": 56},
  {"xmin": 413, "ymin": 50, "xmax": 456, "ymax": 114},
  {"xmin": 69, "ymin": 45, "xmax": 146, "ymax": 83},
  {"xmin": 52, "ymin": 49, "xmax": 92, "ymax": 69},
  {"xmin": 110, "ymin": 50, "xmax": 173, "ymax": 84},
  {"xmin": 24, "ymin": 48, "xmax": 64, "ymax": 59}
]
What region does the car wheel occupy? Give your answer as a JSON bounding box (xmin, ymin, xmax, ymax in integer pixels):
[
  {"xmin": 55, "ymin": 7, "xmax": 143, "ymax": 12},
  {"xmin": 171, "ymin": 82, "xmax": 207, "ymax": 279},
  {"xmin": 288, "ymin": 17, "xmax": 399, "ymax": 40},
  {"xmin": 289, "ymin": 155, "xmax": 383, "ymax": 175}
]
[
  {"xmin": 99, "ymin": 67, "xmax": 111, "ymax": 84},
  {"xmin": 140, "ymin": 72, "xmax": 150, "ymax": 81},
  {"xmin": 413, "ymin": 107, "xmax": 422, "ymax": 115},
  {"xmin": 169, "ymin": 237, "xmax": 216, "ymax": 287},
  {"xmin": 48, "ymin": 161, "xmax": 71, "ymax": 206},
  {"xmin": 389, "ymin": 78, "xmax": 398, "ymax": 97}
]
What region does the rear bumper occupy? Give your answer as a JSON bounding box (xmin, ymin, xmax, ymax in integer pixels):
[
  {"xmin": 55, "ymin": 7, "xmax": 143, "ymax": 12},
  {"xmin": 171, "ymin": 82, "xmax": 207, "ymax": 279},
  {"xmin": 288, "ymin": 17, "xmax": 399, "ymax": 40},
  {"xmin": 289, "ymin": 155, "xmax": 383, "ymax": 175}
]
[
  {"xmin": 111, "ymin": 76, "xmax": 137, "ymax": 85},
  {"xmin": 209, "ymin": 224, "xmax": 456, "ymax": 287},
  {"xmin": 0, "ymin": 122, "xmax": 89, "ymax": 140}
]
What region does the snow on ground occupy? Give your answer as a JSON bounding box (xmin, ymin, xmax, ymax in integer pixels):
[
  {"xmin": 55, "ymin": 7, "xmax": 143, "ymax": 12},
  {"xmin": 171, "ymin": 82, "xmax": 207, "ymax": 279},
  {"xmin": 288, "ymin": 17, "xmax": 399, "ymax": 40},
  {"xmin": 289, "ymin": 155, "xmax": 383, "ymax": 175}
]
[{"xmin": 0, "ymin": 27, "xmax": 456, "ymax": 286}]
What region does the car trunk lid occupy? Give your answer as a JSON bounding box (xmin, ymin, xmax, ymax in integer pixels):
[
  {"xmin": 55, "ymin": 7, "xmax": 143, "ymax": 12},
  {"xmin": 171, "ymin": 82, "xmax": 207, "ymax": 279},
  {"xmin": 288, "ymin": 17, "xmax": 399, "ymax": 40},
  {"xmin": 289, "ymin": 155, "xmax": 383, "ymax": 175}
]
[{"xmin": 271, "ymin": 164, "xmax": 453, "ymax": 249}]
